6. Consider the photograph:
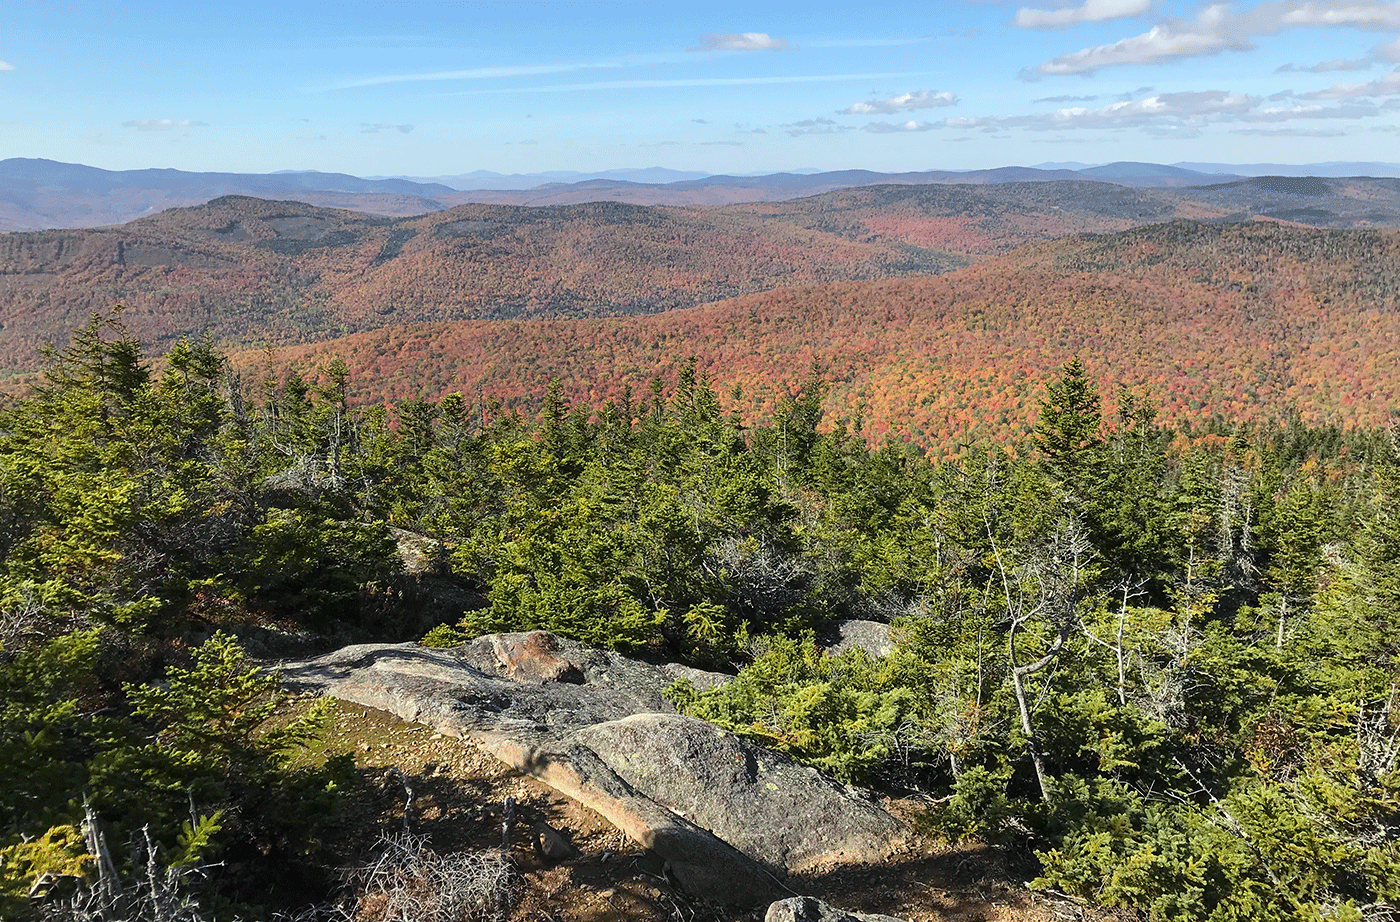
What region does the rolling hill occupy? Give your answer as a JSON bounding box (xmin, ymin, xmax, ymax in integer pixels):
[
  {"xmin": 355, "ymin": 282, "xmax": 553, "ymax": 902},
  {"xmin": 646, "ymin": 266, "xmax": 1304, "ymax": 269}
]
[
  {"xmin": 236, "ymin": 220, "xmax": 1400, "ymax": 449},
  {"xmin": 0, "ymin": 182, "xmax": 1247, "ymax": 372},
  {"xmin": 7, "ymin": 189, "xmax": 1400, "ymax": 448}
]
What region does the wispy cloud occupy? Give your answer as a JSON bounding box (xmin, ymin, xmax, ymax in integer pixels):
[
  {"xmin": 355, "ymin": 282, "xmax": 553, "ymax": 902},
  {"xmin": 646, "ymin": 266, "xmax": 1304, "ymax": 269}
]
[
  {"xmin": 694, "ymin": 32, "xmax": 789, "ymax": 51},
  {"xmin": 1232, "ymin": 126, "xmax": 1348, "ymax": 135},
  {"xmin": 923, "ymin": 85, "xmax": 1386, "ymax": 133},
  {"xmin": 1277, "ymin": 58, "xmax": 1372, "ymax": 71},
  {"xmin": 1015, "ymin": 0, "xmax": 1152, "ymax": 29},
  {"xmin": 324, "ymin": 61, "xmax": 618, "ymax": 90},
  {"xmin": 0, "ymin": 61, "xmax": 13, "ymax": 72},
  {"xmin": 1117, "ymin": 85, "xmax": 1156, "ymax": 100},
  {"xmin": 1300, "ymin": 66, "xmax": 1400, "ymax": 97},
  {"xmin": 924, "ymin": 90, "xmax": 1256, "ymax": 131},
  {"xmin": 320, "ymin": 51, "xmax": 699, "ymax": 91},
  {"xmin": 361, "ymin": 122, "xmax": 414, "ymax": 133},
  {"xmin": 446, "ymin": 72, "xmax": 940, "ymax": 95},
  {"xmin": 1040, "ymin": 90, "xmax": 1259, "ymax": 126},
  {"xmin": 122, "ymin": 118, "xmax": 208, "ymax": 131},
  {"xmin": 863, "ymin": 120, "xmax": 941, "ymax": 132},
  {"xmin": 1377, "ymin": 35, "xmax": 1400, "ymax": 60},
  {"xmin": 1277, "ymin": 1, "xmax": 1400, "ymax": 28},
  {"xmin": 1035, "ymin": 5, "xmax": 1246, "ymax": 74},
  {"xmin": 803, "ymin": 37, "xmax": 931, "ymax": 48},
  {"xmin": 1243, "ymin": 100, "xmax": 1382, "ymax": 119},
  {"xmin": 1033, "ymin": 94, "xmax": 1100, "ymax": 103},
  {"xmin": 783, "ymin": 117, "xmax": 854, "ymax": 136},
  {"xmin": 1034, "ymin": 1, "xmax": 1400, "ymax": 75},
  {"xmin": 841, "ymin": 90, "xmax": 958, "ymax": 114}
]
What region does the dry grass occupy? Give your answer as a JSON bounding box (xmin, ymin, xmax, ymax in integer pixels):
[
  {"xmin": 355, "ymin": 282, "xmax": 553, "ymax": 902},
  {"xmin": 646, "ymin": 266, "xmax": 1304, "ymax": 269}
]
[{"xmin": 346, "ymin": 834, "xmax": 519, "ymax": 922}]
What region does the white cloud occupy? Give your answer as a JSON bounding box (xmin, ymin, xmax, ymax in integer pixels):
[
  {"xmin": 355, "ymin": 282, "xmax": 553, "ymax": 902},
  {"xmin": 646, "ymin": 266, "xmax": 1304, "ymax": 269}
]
[
  {"xmin": 1036, "ymin": 5, "xmax": 1246, "ymax": 74},
  {"xmin": 1244, "ymin": 99, "xmax": 1382, "ymax": 117},
  {"xmin": 1274, "ymin": 1, "xmax": 1400, "ymax": 28},
  {"xmin": 695, "ymin": 32, "xmax": 789, "ymax": 51},
  {"xmin": 863, "ymin": 120, "xmax": 940, "ymax": 132},
  {"xmin": 1232, "ymin": 126, "xmax": 1348, "ymax": 134},
  {"xmin": 361, "ymin": 122, "xmax": 415, "ymax": 133},
  {"xmin": 1035, "ymin": 1, "xmax": 1400, "ymax": 75},
  {"xmin": 1377, "ymin": 35, "xmax": 1400, "ymax": 60},
  {"xmin": 1015, "ymin": 0, "xmax": 1152, "ymax": 29},
  {"xmin": 1043, "ymin": 90, "xmax": 1258, "ymax": 126},
  {"xmin": 1033, "ymin": 93, "xmax": 1101, "ymax": 102},
  {"xmin": 0, "ymin": 61, "xmax": 13, "ymax": 72},
  {"xmin": 925, "ymin": 85, "xmax": 1382, "ymax": 135},
  {"xmin": 1303, "ymin": 66, "xmax": 1400, "ymax": 96},
  {"xmin": 841, "ymin": 90, "xmax": 958, "ymax": 114},
  {"xmin": 783, "ymin": 117, "xmax": 854, "ymax": 136},
  {"xmin": 1276, "ymin": 58, "xmax": 1373, "ymax": 71},
  {"xmin": 122, "ymin": 118, "xmax": 208, "ymax": 131},
  {"xmin": 924, "ymin": 89, "xmax": 1262, "ymax": 131}
]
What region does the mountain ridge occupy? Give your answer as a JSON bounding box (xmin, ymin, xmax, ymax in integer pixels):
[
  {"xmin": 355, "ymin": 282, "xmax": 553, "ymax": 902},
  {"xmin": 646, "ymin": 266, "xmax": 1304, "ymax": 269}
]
[
  {"xmin": 7, "ymin": 178, "xmax": 1400, "ymax": 374},
  {"xmin": 14, "ymin": 157, "xmax": 1400, "ymax": 231},
  {"xmin": 240, "ymin": 219, "xmax": 1400, "ymax": 449}
]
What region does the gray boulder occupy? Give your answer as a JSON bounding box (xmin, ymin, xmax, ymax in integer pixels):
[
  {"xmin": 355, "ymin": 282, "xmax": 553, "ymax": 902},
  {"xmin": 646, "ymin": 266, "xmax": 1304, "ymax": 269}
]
[
  {"xmin": 824, "ymin": 620, "xmax": 894, "ymax": 658},
  {"xmin": 277, "ymin": 632, "xmax": 908, "ymax": 904},
  {"xmin": 575, "ymin": 713, "xmax": 904, "ymax": 874},
  {"xmin": 765, "ymin": 896, "xmax": 910, "ymax": 922},
  {"xmin": 460, "ymin": 630, "xmax": 584, "ymax": 684}
]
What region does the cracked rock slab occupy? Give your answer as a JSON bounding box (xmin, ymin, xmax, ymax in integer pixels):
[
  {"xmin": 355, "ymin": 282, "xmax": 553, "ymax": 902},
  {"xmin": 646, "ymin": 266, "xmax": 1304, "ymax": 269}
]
[{"xmin": 277, "ymin": 632, "xmax": 908, "ymax": 905}]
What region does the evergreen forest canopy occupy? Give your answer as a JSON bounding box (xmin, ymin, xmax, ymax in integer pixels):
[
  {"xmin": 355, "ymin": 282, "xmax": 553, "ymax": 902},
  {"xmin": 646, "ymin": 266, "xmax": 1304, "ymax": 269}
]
[{"xmin": 1, "ymin": 311, "xmax": 1397, "ymax": 921}]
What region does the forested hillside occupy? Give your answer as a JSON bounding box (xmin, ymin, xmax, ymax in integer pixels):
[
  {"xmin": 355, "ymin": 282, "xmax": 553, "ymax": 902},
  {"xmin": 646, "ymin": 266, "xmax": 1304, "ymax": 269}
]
[
  {"xmin": 2, "ymin": 314, "xmax": 1396, "ymax": 920},
  {"xmin": 248, "ymin": 220, "xmax": 1400, "ymax": 448},
  {"xmin": 7, "ymin": 180, "xmax": 1400, "ymax": 377}
]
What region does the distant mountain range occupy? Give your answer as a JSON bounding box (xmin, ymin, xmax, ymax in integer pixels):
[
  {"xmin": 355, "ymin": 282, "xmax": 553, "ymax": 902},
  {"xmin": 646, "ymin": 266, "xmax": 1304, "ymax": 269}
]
[
  {"xmin": 370, "ymin": 167, "xmax": 714, "ymax": 190},
  {"xmin": 1040, "ymin": 160, "xmax": 1400, "ymax": 179},
  {"xmin": 5, "ymin": 175, "xmax": 1400, "ymax": 377},
  {"xmin": 6, "ymin": 157, "xmax": 1400, "ymax": 232}
]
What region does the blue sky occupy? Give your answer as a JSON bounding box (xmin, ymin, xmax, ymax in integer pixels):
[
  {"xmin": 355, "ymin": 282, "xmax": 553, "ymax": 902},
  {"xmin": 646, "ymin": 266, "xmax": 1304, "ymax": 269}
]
[{"xmin": 3, "ymin": 1, "xmax": 1400, "ymax": 176}]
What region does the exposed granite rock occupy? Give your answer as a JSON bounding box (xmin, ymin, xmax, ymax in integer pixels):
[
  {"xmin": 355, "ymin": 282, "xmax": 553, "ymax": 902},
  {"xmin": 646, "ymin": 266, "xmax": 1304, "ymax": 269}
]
[
  {"xmin": 575, "ymin": 713, "xmax": 905, "ymax": 873},
  {"xmin": 277, "ymin": 633, "xmax": 909, "ymax": 905}
]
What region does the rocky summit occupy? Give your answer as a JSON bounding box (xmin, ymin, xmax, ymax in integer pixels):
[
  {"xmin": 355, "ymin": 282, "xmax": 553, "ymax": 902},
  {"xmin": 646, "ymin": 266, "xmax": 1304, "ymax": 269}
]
[{"xmin": 278, "ymin": 631, "xmax": 909, "ymax": 905}]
